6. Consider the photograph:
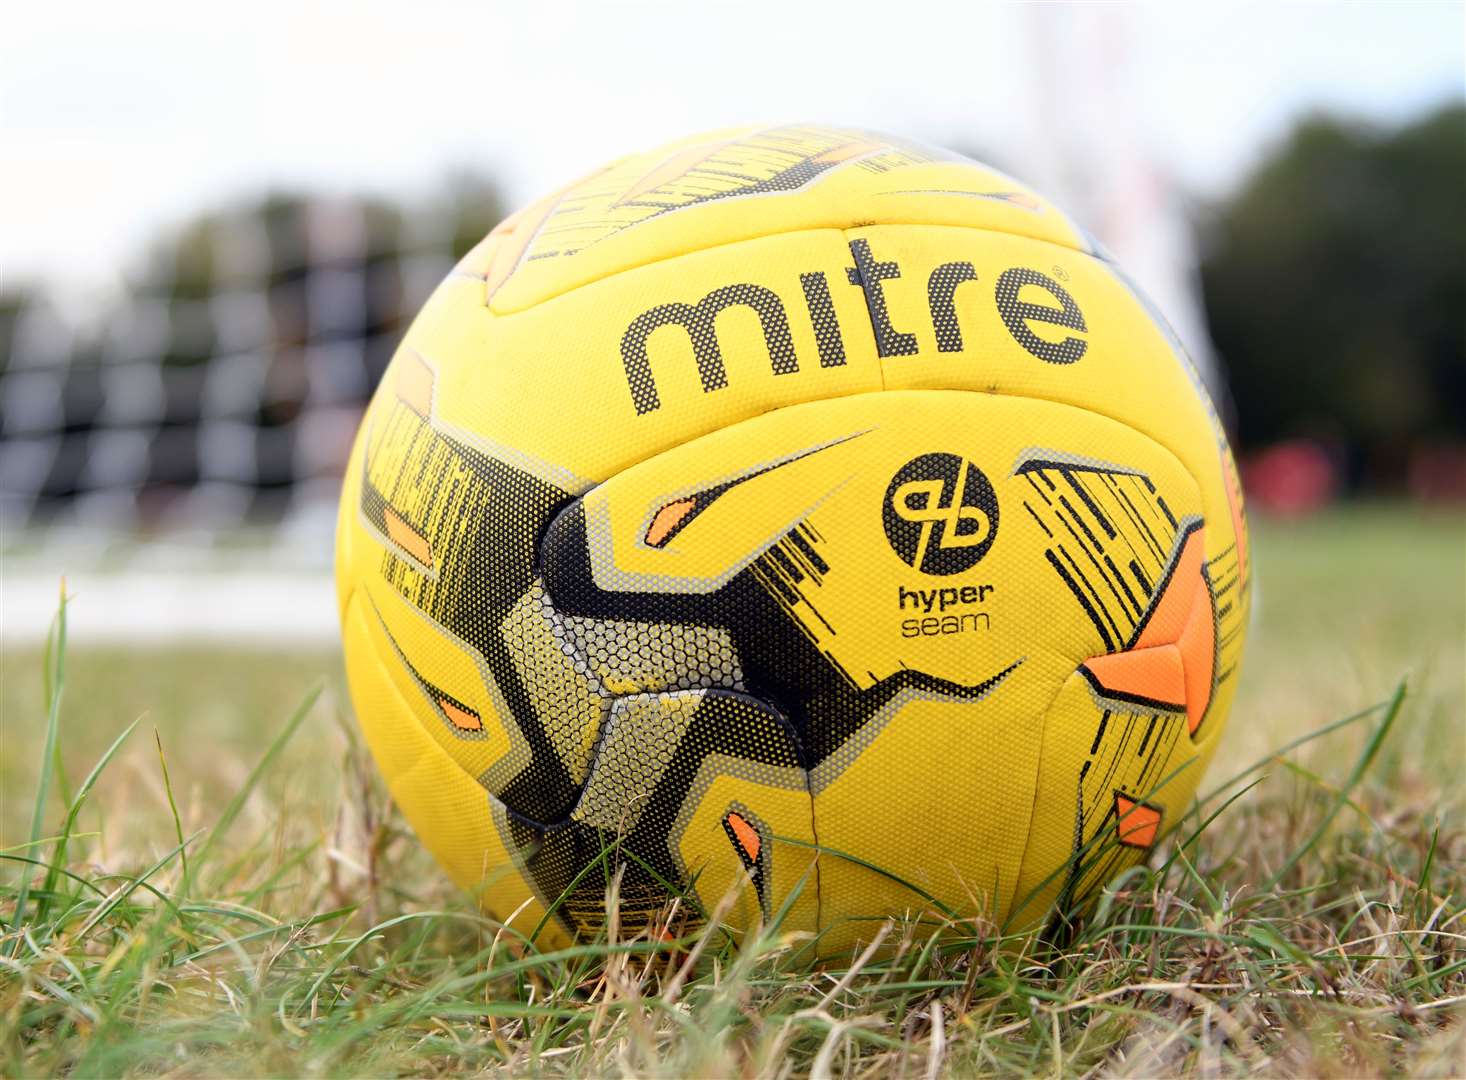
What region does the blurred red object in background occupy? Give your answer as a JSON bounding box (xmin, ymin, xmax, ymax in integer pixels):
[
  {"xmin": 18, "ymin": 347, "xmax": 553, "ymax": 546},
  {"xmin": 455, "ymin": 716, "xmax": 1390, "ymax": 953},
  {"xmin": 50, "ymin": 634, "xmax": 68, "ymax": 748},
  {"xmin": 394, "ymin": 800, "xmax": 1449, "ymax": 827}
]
[
  {"xmin": 1407, "ymin": 443, "xmax": 1466, "ymax": 503},
  {"xmin": 1242, "ymin": 439, "xmax": 1340, "ymax": 515}
]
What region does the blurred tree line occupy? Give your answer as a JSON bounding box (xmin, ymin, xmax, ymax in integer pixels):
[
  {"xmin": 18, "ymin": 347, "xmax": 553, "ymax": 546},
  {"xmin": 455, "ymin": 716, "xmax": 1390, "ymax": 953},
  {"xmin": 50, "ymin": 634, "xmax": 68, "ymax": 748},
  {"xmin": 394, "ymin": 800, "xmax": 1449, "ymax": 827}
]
[{"xmin": 1200, "ymin": 101, "xmax": 1465, "ymax": 492}]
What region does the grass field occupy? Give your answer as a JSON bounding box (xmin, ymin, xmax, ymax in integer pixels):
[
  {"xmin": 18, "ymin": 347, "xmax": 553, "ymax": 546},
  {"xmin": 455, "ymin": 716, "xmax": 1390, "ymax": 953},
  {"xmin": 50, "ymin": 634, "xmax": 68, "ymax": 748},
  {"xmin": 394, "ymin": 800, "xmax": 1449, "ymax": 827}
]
[{"xmin": 3, "ymin": 504, "xmax": 1463, "ymax": 1077}]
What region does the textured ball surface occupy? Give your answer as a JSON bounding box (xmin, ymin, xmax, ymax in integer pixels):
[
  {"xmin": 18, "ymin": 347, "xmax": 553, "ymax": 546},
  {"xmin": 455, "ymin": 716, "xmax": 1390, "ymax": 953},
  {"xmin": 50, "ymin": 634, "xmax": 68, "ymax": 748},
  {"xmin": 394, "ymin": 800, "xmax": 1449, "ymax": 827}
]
[{"xmin": 335, "ymin": 125, "xmax": 1251, "ymax": 954}]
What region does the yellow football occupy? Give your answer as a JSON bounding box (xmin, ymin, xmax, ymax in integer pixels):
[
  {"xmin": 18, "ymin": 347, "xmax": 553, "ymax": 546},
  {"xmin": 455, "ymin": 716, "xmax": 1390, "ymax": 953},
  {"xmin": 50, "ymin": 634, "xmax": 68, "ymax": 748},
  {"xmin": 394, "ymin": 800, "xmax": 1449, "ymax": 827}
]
[{"xmin": 335, "ymin": 124, "xmax": 1250, "ymax": 956}]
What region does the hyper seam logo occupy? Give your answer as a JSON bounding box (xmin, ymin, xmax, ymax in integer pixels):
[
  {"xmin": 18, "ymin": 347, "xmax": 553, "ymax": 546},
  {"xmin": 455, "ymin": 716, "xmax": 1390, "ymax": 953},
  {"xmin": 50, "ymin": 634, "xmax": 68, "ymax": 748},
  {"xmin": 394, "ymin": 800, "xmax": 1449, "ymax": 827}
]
[{"xmin": 883, "ymin": 453, "xmax": 999, "ymax": 575}]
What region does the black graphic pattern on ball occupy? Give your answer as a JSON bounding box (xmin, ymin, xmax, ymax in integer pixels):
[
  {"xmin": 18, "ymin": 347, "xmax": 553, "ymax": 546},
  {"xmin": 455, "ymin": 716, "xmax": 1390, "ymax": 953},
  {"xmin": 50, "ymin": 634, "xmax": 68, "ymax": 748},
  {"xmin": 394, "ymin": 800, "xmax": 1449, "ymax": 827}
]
[
  {"xmin": 361, "ymin": 399, "xmax": 1020, "ymax": 938},
  {"xmin": 882, "ymin": 453, "xmax": 1000, "ymax": 575}
]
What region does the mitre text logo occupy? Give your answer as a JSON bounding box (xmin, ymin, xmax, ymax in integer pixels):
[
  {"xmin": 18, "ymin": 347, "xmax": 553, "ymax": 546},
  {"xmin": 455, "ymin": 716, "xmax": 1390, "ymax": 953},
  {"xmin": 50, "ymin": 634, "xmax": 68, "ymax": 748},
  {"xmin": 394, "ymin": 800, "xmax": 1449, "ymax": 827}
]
[{"xmin": 620, "ymin": 240, "xmax": 1089, "ymax": 415}]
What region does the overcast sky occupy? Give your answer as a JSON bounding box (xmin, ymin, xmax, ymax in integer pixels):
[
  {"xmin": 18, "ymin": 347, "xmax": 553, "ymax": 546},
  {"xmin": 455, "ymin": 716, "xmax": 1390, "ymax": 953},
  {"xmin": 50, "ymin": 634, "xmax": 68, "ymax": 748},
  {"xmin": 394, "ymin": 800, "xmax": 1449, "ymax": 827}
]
[{"xmin": 3, "ymin": 1, "xmax": 1462, "ymax": 293}]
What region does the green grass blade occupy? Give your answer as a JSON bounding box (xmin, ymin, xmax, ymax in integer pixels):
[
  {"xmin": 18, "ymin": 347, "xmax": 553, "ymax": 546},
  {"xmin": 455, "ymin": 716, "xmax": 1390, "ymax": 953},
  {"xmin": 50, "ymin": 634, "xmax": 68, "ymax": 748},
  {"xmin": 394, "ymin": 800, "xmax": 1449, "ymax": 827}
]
[
  {"xmin": 0, "ymin": 853, "xmax": 111, "ymax": 899},
  {"xmin": 1261, "ymin": 679, "xmax": 1408, "ymax": 890},
  {"xmin": 528, "ymin": 831, "xmax": 614, "ymax": 946},
  {"xmin": 1187, "ymin": 696, "xmax": 1392, "ymax": 814},
  {"xmin": 73, "ymin": 831, "xmax": 200, "ymax": 941},
  {"xmin": 11, "ymin": 582, "xmax": 68, "ymax": 950},
  {"xmin": 154, "ymin": 729, "xmax": 190, "ymax": 896},
  {"xmin": 191, "ymin": 683, "xmax": 321, "ymax": 883},
  {"xmin": 772, "ymin": 833, "xmax": 960, "ymax": 919},
  {"xmin": 299, "ymin": 910, "xmax": 460, "ymax": 1011},
  {"xmin": 37, "ymin": 715, "xmax": 141, "ymax": 920},
  {"xmin": 1158, "ymin": 774, "xmax": 1267, "ymax": 877}
]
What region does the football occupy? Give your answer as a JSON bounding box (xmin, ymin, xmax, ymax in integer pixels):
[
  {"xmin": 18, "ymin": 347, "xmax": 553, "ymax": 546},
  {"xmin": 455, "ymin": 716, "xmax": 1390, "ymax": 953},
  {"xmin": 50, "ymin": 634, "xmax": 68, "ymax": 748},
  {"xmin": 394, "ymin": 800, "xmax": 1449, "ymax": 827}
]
[{"xmin": 335, "ymin": 124, "xmax": 1250, "ymax": 955}]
